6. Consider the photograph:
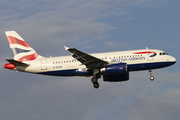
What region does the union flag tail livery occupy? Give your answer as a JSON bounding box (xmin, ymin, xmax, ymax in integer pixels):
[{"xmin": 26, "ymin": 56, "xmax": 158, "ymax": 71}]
[
  {"xmin": 4, "ymin": 31, "xmax": 176, "ymax": 89},
  {"xmin": 5, "ymin": 31, "xmax": 40, "ymax": 62}
]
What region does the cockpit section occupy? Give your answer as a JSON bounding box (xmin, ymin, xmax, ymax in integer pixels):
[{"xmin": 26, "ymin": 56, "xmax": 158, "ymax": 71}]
[{"xmin": 159, "ymin": 52, "xmax": 168, "ymax": 55}]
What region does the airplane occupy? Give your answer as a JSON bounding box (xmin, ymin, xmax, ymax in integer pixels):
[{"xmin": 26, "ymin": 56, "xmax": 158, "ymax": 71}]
[{"xmin": 4, "ymin": 31, "xmax": 176, "ymax": 89}]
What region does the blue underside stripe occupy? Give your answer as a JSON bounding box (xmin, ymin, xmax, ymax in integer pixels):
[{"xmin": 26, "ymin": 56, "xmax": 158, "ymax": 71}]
[{"xmin": 37, "ymin": 62, "xmax": 175, "ymax": 76}]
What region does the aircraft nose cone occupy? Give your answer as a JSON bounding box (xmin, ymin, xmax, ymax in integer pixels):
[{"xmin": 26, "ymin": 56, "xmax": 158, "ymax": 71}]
[
  {"xmin": 172, "ymin": 57, "xmax": 176, "ymax": 62},
  {"xmin": 171, "ymin": 56, "xmax": 176, "ymax": 64}
]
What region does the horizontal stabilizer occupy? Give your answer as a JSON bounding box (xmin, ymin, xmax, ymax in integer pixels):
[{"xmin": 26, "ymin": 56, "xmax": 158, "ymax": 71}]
[{"xmin": 6, "ymin": 59, "xmax": 29, "ymax": 66}]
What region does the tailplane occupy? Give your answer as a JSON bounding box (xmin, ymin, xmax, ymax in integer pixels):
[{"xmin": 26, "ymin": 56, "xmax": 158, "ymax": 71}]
[
  {"xmin": 4, "ymin": 59, "xmax": 29, "ymax": 70},
  {"xmin": 5, "ymin": 31, "xmax": 41, "ymax": 62}
]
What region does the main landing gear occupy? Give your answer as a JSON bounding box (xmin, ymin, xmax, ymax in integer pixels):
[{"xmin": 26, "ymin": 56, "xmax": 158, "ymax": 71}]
[
  {"xmin": 91, "ymin": 74, "xmax": 101, "ymax": 89},
  {"xmin": 149, "ymin": 69, "xmax": 154, "ymax": 81},
  {"xmin": 91, "ymin": 68, "xmax": 101, "ymax": 89},
  {"xmin": 91, "ymin": 76, "xmax": 99, "ymax": 89}
]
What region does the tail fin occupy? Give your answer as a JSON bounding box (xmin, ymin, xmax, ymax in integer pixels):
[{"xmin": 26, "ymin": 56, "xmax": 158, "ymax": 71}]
[{"xmin": 5, "ymin": 31, "xmax": 41, "ymax": 62}]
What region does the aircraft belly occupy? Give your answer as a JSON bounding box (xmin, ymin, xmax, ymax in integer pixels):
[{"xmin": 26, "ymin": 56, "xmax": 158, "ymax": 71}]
[
  {"xmin": 127, "ymin": 61, "xmax": 175, "ymax": 71},
  {"xmin": 37, "ymin": 68, "xmax": 93, "ymax": 76}
]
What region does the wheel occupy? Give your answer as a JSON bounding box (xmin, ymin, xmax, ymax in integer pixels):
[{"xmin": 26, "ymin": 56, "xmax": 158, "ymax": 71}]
[
  {"xmin": 93, "ymin": 82, "xmax": 99, "ymax": 89},
  {"xmin": 150, "ymin": 76, "xmax": 154, "ymax": 81},
  {"xmin": 91, "ymin": 77, "xmax": 97, "ymax": 83}
]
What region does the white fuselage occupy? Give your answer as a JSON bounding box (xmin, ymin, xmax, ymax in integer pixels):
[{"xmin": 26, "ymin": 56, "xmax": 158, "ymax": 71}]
[{"xmin": 23, "ymin": 49, "xmax": 176, "ymax": 76}]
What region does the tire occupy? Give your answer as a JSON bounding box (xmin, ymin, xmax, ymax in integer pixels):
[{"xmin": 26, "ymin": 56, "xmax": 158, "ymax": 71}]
[
  {"xmin": 91, "ymin": 77, "xmax": 97, "ymax": 83},
  {"xmin": 93, "ymin": 83, "xmax": 99, "ymax": 89},
  {"xmin": 150, "ymin": 76, "xmax": 154, "ymax": 81}
]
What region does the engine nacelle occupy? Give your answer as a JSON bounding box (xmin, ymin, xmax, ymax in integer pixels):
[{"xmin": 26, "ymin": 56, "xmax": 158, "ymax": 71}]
[
  {"xmin": 103, "ymin": 72, "xmax": 129, "ymax": 82},
  {"xmin": 100, "ymin": 63, "xmax": 127, "ymax": 75}
]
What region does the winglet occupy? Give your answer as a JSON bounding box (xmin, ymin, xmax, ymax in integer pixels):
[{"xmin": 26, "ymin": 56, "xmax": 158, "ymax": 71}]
[{"xmin": 64, "ymin": 46, "xmax": 69, "ymax": 51}]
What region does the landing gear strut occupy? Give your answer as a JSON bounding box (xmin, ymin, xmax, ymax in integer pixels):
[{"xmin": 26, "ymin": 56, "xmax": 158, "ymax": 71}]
[
  {"xmin": 91, "ymin": 68, "xmax": 101, "ymax": 89},
  {"xmin": 149, "ymin": 69, "xmax": 154, "ymax": 81}
]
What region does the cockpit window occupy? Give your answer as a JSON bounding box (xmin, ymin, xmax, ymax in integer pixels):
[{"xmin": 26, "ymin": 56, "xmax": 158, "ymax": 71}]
[{"xmin": 159, "ymin": 52, "xmax": 168, "ymax": 55}]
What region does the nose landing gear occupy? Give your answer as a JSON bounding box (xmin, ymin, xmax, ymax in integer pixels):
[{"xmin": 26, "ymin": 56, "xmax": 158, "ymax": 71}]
[
  {"xmin": 149, "ymin": 69, "xmax": 154, "ymax": 81},
  {"xmin": 150, "ymin": 76, "xmax": 154, "ymax": 81}
]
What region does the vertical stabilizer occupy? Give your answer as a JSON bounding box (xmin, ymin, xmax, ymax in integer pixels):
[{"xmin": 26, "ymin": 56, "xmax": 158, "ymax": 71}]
[{"xmin": 5, "ymin": 31, "xmax": 41, "ymax": 62}]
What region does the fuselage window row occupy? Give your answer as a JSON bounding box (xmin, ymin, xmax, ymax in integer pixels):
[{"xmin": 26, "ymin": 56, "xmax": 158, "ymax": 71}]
[{"xmin": 52, "ymin": 54, "xmax": 145, "ymax": 65}]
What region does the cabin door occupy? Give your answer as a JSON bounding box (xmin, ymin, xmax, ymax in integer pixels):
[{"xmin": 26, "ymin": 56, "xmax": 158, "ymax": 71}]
[{"xmin": 41, "ymin": 59, "xmax": 47, "ymax": 70}]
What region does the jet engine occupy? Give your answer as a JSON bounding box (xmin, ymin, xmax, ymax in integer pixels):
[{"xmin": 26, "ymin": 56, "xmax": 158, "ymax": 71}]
[{"xmin": 100, "ymin": 63, "xmax": 127, "ymax": 75}]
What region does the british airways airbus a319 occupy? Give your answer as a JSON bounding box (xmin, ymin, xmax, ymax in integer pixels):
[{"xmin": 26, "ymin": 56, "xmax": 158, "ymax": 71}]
[{"xmin": 4, "ymin": 31, "xmax": 176, "ymax": 89}]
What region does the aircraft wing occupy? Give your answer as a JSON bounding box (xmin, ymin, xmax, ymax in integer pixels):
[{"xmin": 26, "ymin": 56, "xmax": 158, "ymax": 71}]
[{"xmin": 64, "ymin": 46, "xmax": 108, "ymax": 69}]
